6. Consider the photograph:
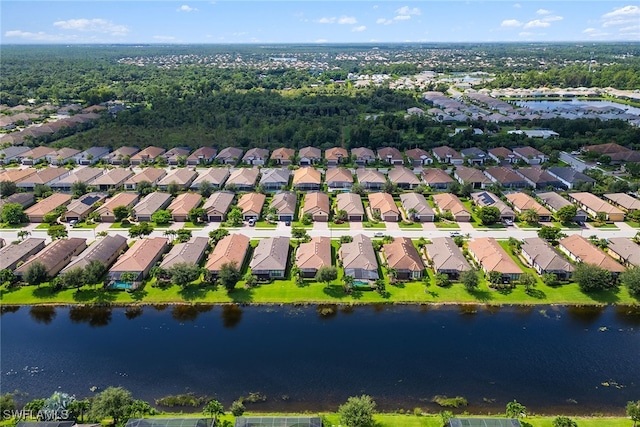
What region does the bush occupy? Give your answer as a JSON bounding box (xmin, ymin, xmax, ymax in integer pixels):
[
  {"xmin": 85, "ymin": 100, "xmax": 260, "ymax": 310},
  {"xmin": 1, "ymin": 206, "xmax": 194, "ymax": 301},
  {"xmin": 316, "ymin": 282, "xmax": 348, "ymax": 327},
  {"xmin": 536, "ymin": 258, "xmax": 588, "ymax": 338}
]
[
  {"xmin": 432, "ymin": 395, "xmax": 468, "ymax": 408},
  {"xmin": 230, "ymin": 399, "xmax": 245, "ymax": 417},
  {"xmin": 338, "ymin": 395, "xmax": 376, "ymax": 427}
]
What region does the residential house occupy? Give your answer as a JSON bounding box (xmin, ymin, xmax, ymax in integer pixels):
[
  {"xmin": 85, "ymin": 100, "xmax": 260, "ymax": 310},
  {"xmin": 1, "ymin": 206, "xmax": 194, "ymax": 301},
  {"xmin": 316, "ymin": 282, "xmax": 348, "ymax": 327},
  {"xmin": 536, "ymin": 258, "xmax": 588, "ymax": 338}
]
[
  {"xmin": 190, "ymin": 168, "xmax": 229, "ymax": 190},
  {"xmin": 336, "ymin": 193, "xmax": 365, "ymax": 222},
  {"xmin": 513, "ymin": 146, "xmax": 548, "ymax": 165},
  {"xmin": 0, "ymin": 193, "xmax": 34, "ymax": 211},
  {"xmin": 216, "ymin": 147, "xmax": 244, "ymax": 165},
  {"xmin": 293, "ymin": 167, "xmax": 321, "ymax": 191},
  {"xmin": 130, "ymin": 146, "xmax": 166, "ymax": 165},
  {"xmin": 21, "ymin": 146, "xmax": 56, "ymax": 165},
  {"xmin": 536, "ymin": 191, "xmax": 588, "ymax": 223},
  {"xmin": 521, "ymin": 237, "xmax": 574, "ymax": 280},
  {"xmin": 250, "ymin": 236, "xmax": 290, "ymax": 280},
  {"xmin": 325, "ymin": 168, "xmax": 353, "ymax": 190},
  {"xmin": 25, "ymin": 193, "xmax": 72, "ymax": 222},
  {"xmin": 163, "ymin": 147, "xmax": 190, "ymax": 166},
  {"xmin": 167, "ymin": 192, "xmax": 203, "ymax": 222},
  {"xmin": 187, "ymin": 147, "xmax": 217, "ymax": 166},
  {"xmin": 205, "ymin": 233, "xmax": 250, "ymax": 278},
  {"xmin": 514, "ymin": 167, "xmax": 562, "ymax": 190},
  {"xmin": 339, "ymin": 234, "xmax": 379, "ymax": 280},
  {"xmin": 50, "ymin": 167, "xmax": 104, "ymax": 192},
  {"xmin": 388, "ymin": 166, "xmax": 420, "ymax": 189},
  {"xmin": 603, "ymin": 193, "xmax": 640, "ymax": 212},
  {"xmin": 484, "ymin": 167, "xmax": 528, "ymax": 189},
  {"xmin": 351, "ymin": 147, "xmax": 376, "ymax": 166},
  {"xmin": 607, "ymin": 237, "xmax": 640, "ymax": 267},
  {"xmin": 298, "ymin": 146, "xmax": 321, "ymax": 166},
  {"xmin": 325, "ymin": 147, "xmax": 349, "ymax": 166},
  {"xmin": 226, "ymin": 168, "xmax": 260, "ymax": 191},
  {"xmin": 0, "ymin": 146, "xmax": 30, "ymax": 164},
  {"xmin": 123, "ymin": 168, "xmax": 167, "ymax": 191},
  {"xmin": 63, "ymin": 192, "xmax": 107, "ymax": 222},
  {"xmin": 303, "ymin": 192, "xmax": 330, "ymax": 222},
  {"xmin": 133, "ymin": 192, "xmax": 172, "ymax": 222},
  {"xmin": 399, "ymin": 192, "xmax": 435, "ymax": 222},
  {"xmin": 202, "ymin": 191, "xmax": 235, "ymax": 222},
  {"xmin": 405, "ymin": 148, "xmax": 433, "ymax": 166},
  {"xmin": 567, "ymin": 192, "xmax": 625, "ymax": 222},
  {"xmin": 407, "ymin": 107, "xmax": 424, "ymax": 116},
  {"xmin": 383, "ymin": 237, "xmax": 424, "ymax": 280},
  {"xmin": 432, "ymin": 146, "xmax": 464, "ymax": 165},
  {"xmin": 242, "ymin": 148, "xmax": 270, "ymax": 166},
  {"xmin": 368, "ymin": 192, "xmax": 400, "ymax": 222},
  {"xmin": 505, "ymin": 192, "xmax": 553, "ymax": 222},
  {"xmin": 91, "ymin": 168, "xmax": 134, "ymax": 191},
  {"xmin": 471, "ymin": 191, "xmax": 515, "ymax": 222},
  {"xmin": 0, "ymin": 238, "xmax": 46, "ymax": 271},
  {"xmin": 296, "ymin": 237, "xmax": 332, "ymax": 278},
  {"xmin": 15, "ymin": 238, "xmax": 87, "ymax": 279},
  {"xmin": 270, "ymin": 191, "xmax": 297, "ymax": 222},
  {"xmin": 454, "ymin": 165, "xmax": 491, "ymax": 189},
  {"xmin": 546, "ymin": 167, "xmax": 596, "ymax": 190},
  {"xmin": 508, "ymin": 129, "xmax": 559, "ymax": 139},
  {"xmin": 558, "ymin": 234, "xmax": 625, "ymax": 275},
  {"xmin": 157, "ymin": 168, "xmax": 197, "ymax": 191},
  {"xmin": 237, "ymin": 192, "xmax": 266, "ymax": 220},
  {"xmin": 270, "ymin": 147, "xmax": 295, "ymax": 166},
  {"xmin": 105, "ymin": 146, "xmax": 139, "ymax": 165},
  {"xmin": 47, "ymin": 148, "xmax": 80, "ymax": 165},
  {"xmin": 488, "ymin": 147, "xmax": 516, "ymax": 164},
  {"xmin": 460, "ymin": 147, "xmax": 487, "ymax": 165},
  {"xmin": 16, "ymin": 167, "xmax": 70, "ymax": 191},
  {"xmin": 421, "ymin": 168, "xmax": 454, "ymax": 191},
  {"xmin": 356, "ymin": 168, "xmax": 386, "ymax": 191},
  {"xmin": 259, "ymin": 168, "xmax": 291, "ymax": 191},
  {"xmin": 61, "ymin": 234, "xmax": 128, "ymax": 274},
  {"xmin": 467, "ymin": 237, "xmax": 523, "ymax": 282},
  {"xmin": 108, "ymin": 237, "xmax": 169, "ymax": 284},
  {"xmin": 424, "ymin": 237, "xmax": 471, "ymax": 279},
  {"xmin": 432, "ymin": 193, "xmax": 471, "ymax": 222},
  {"xmin": 377, "ymin": 147, "xmax": 404, "ymax": 165},
  {"xmin": 95, "ymin": 192, "xmax": 139, "ymax": 222},
  {"xmin": 582, "ymin": 142, "xmax": 640, "ymax": 164},
  {"xmin": 0, "ymin": 168, "xmax": 36, "ymax": 185},
  {"xmin": 160, "ymin": 236, "xmax": 209, "ymax": 269}
]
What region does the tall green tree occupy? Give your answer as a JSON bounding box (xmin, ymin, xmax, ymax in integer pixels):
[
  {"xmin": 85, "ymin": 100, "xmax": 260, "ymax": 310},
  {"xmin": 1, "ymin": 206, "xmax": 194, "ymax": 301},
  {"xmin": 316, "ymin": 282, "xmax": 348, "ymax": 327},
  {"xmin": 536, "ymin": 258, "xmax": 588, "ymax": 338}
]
[
  {"xmin": 24, "ymin": 261, "xmax": 48, "ymax": 286},
  {"xmin": 168, "ymin": 263, "xmax": 201, "ymax": 287},
  {"xmin": 0, "ymin": 180, "xmax": 17, "ymax": 197},
  {"xmin": 1, "ymin": 202, "xmax": 25, "ymax": 225},
  {"xmin": 505, "ymin": 400, "xmax": 527, "ymax": 419},
  {"xmin": 555, "ymin": 204, "xmax": 577, "ymax": 223},
  {"xmin": 461, "ymin": 270, "xmax": 479, "ymax": 291},
  {"xmin": 338, "ymin": 395, "xmax": 376, "ymax": 427},
  {"xmin": 88, "ymin": 386, "xmax": 133, "ymax": 426},
  {"xmin": 315, "ymin": 266, "xmax": 338, "ymax": 284},
  {"xmin": 61, "ymin": 267, "xmax": 85, "ymax": 291},
  {"xmin": 627, "ymin": 400, "xmax": 640, "ymax": 427},
  {"xmin": 151, "ymin": 209, "xmax": 172, "ymax": 225},
  {"xmin": 203, "ymin": 400, "xmax": 224, "ymax": 423},
  {"xmin": 47, "ymin": 224, "xmax": 68, "ymax": 240},
  {"xmin": 621, "ymin": 267, "xmax": 640, "ymax": 297},
  {"xmin": 552, "ymin": 416, "xmax": 577, "ymax": 427},
  {"xmin": 573, "ymin": 262, "xmax": 614, "ymax": 292},
  {"xmin": 84, "ymin": 259, "xmax": 107, "ymax": 285},
  {"xmin": 113, "ymin": 205, "xmax": 131, "ymax": 222},
  {"xmin": 218, "ymin": 261, "xmax": 241, "ymax": 291},
  {"xmin": 476, "ymin": 206, "xmax": 501, "ymax": 225}
]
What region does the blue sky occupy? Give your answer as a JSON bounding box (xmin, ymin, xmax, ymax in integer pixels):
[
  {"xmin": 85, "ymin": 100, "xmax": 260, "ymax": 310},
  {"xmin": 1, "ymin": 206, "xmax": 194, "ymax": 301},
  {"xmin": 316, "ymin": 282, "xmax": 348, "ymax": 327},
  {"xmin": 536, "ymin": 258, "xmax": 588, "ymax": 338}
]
[{"xmin": 1, "ymin": 1, "xmax": 638, "ymax": 44}]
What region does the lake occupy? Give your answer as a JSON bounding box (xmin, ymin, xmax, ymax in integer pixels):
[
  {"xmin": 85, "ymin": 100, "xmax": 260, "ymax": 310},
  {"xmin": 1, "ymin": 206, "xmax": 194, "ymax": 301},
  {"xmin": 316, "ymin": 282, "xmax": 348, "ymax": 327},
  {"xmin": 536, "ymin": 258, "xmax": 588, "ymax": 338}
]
[{"xmin": 1, "ymin": 304, "xmax": 639, "ymax": 414}]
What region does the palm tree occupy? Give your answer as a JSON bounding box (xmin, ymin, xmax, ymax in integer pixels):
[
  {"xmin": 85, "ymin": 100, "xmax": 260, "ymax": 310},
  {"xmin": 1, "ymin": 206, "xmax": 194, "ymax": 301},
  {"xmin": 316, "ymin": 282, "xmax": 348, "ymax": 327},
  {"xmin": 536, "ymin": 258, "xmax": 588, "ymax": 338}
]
[
  {"xmin": 163, "ymin": 229, "xmax": 177, "ymax": 242},
  {"xmin": 387, "ymin": 267, "xmax": 398, "ymax": 283},
  {"xmin": 342, "ymin": 275, "xmax": 354, "ymax": 292},
  {"xmin": 17, "ymin": 230, "xmax": 31, "ymax": 241}
]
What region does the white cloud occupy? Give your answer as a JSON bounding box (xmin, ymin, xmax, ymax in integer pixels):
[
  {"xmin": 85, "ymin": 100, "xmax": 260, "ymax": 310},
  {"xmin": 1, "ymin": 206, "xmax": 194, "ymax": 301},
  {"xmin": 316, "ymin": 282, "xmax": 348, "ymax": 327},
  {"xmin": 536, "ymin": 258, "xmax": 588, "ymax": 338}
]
[
  {"xmin": 338, "ymin": 16, "xmax": 358, "ymax": 24},
  {"xmin": 395, "ymin": 6, "xmax": 421, "ymax": 16},
  {"xmin": 394, "ymin": 15, "xmax": 411, "ymax": 21},
  {"xmin": 372, "ymin": 5, "xmax": 378, "ymax": 9},
  {"xmin": 317, "ymin": 17, "xmax": 335, "ymax": 24},
  {"xmin": 524, "ymin": 19, "xmax": 550, "ymax": 29},
  {"xmin": 53, "ymin": 18, "xmax": 129, "ymax": 35},
  {"xmin": 352, "ymin": 25, "xmax": 367, "ymax": 32},
  {"xmin": 376, "ymin": 18, "xmax": 391, "ymax": 25},
  {"xmin": 501, "ymin": 19, "xmax": 522, "ymax": 27},
  {"xmin": 4, "ymin": 30, "xmax": 66, "ymax": 41},
  {"xmin": 513, "ymin": 3, "xmax": 521, "ymax": 8},
  {"xmin": 602, "ymin": 5, "xmax": 639, "ymax": 27},
  {"xmin": 583, "ymin": 28, "xmax": 597, "ymax": 33},
  {"xmin": 543, "ymin": 15, "xmax": 563, "ymax": 23},
  {"xmin": 536, "ymin": 9, "xmax": 551, "ymax": 15},
  {"xmin": 153, "ymin": 35, "xmax": 176, "ymax": 40},
  {"xmin": 177, "ymin": 4, "xmax": 197, "ymax": 12}
]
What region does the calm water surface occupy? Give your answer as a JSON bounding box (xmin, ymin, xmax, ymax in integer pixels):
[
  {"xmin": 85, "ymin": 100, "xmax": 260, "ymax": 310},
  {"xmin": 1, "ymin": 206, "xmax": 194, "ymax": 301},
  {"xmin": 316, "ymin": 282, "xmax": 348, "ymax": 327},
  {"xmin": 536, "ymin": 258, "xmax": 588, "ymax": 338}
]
[{"xmin": 1, "ymin": 304, "xmax": 639, "ymax": 414}]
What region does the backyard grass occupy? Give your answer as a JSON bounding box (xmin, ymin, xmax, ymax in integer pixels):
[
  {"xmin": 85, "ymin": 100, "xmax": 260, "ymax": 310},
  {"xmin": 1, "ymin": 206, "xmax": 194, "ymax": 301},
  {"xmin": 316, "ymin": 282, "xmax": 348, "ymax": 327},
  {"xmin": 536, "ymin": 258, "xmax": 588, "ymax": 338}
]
[{"xmin": 434, "ymin": 221, "xmax": 460, "ymax": 229}]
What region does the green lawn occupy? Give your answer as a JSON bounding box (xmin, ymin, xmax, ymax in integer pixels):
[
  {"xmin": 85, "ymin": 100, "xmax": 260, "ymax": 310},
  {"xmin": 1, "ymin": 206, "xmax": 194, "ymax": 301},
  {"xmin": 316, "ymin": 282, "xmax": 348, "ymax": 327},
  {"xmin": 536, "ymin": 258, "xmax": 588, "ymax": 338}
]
[
  {"xmin": 291, "ymin": 221, "xmax": 313, "ymax": 229},
  {"xmin": 363, "ymin": 221, "xmax": 386, "ymax": 229},
  {"xmin": 72, "ymin": 222, "xmax": 98, "ymax": 229},
  {"xmin": 0, "ymin": 222, "xmax": 28, "ymax": 229},
  {"xmin": 591, "ymin": 223, "xmax": 618, "ymax": 229},
  {"xmin": 328, "ymin": 221, "xmax": 351, "ymax": 229},
  {"xmin": 399, "ymin": 221, "xmax": 424, "ymax": 229},
  {"xmin": 434, "ymin": 222, "xmax": 460, "ymax": 229},
  {"xmin": 110, "ymin": 221, "xmax": 133, "ymax": 229},
  {"xmin": 183, "ymin": 221, "xmax": 207, "ymax": 228},
  {"xmin": 625, "ymin": 221, "xmax": 640, "ymax": 228},
  {"xmin": 255, "ymin": 220, "xmax": 277, "ymax": 228},
  {"xmin": 35, "ymin": 223, "xmax": 50, "ymax": 229},
  {"xmin": 553, "ymin": 221, "xmax": 581, "ymax": 229}
]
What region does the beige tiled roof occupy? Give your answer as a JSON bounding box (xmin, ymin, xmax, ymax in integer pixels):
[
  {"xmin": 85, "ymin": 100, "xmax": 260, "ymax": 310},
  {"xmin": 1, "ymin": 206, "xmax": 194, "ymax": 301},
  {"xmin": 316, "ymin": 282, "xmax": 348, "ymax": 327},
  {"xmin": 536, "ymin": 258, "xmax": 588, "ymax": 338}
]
[
  {"xmin": 368, "ymin": 192, "xmax": 399, "ymax": 216},
  {"xmin": 293, "ymin": 167, "xmax": 321, "ymax": 185},
  {"xmin": 237, "ymin": 192, "xmax": 266, "ymax": 216},
  {"xmin": 206, "ymin": 233, "xmax": 250, "ymax": 272},
  {"xmin": 303, "ymin": 192, "xmax": 330, "ymax": 215},
  {"xmin": 384, "ymin": 237, "xmax": 423, "ymax": 272},
  {"xmin": 296, "ymin": 236, "xmax": 332, "ymax": 271},
  {"xmin": 167, "ymin": 192, "xmax": 202, "ymax": 216},
  {"xmin": 25, "ymin": 193, "xmax": 72, "ymax": 217},
  {"xmin": 505, "ymin": 192, "xmax": 552, "ymax": 216},
  {"xmin": 559, "ymin": 234, "xmax": 626, "ymax": 272},
  {"xmin": 467, "ymin": 237, "xmax": 523, "ymax": 274},
  {"xmin": 109, "ymin": 237, "xmax": 168, "ymax": 273}
]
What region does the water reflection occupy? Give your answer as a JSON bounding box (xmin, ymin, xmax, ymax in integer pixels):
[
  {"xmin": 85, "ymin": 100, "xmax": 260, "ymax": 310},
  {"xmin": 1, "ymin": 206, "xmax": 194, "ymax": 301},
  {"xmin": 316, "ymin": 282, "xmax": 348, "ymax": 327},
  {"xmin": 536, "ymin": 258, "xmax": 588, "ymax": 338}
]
[
  {"xmin": 613, "ymin": 305, "xmax": 640, "ymax": 327},
  {"xmin": 0, "ymin": 305, "xmax": 20, "ymax": 315},
  {"xmin": 69, "ymin": 306, "xmax": 112, "ymax": 327},
  {"xmin": 29, "ymin": 306, "xmax": 56, "ymax": 324},
  {"xmin": 340, "ymin": 305, "xmax": 355, "ymax": 315},
  {"xmin": 566, "ymin": 305, "xmax": 606, "ymax": 326},
  {"xmin": 316, "ymin": 304, "xmax": 338, "ymax": 319},
  {"xmin": 152, "ymin": 304, "xmax": 168, "ymax": 311},
  {"xmin": 171, "ymin": 304, "xmax": 213, "ymax": 322},
  {"xmin": 125, "ymin": 306, "xmax": 143, "ymax": 320},
  {"xmin": 221, "ymin": 304, "xmax": 243, "ymax": 328}
]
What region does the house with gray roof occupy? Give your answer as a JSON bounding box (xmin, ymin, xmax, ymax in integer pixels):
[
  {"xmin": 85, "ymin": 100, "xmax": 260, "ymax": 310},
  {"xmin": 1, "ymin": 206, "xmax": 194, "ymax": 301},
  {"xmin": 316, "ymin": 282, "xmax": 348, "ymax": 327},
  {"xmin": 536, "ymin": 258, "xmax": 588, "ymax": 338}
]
[
  {"xmin": 484, "ymin": 167, "xmax": 528, "ymax": 189},
  {"xmin": 250, "ymin": 236, "xmax": 290, "ymax": 280},
  {"xmin": 339, "ymin": 234, "xmax": 379, "ymax": 280},
  {"xmin": 405, "ymin": 148, "xmax": 433, "ymax": 166},
  {"xmin": 51, "ymin": 167, "xmax": 104, "ymax": 192},
  {"xmin": 242, "ymin": 148, "xmax": 270, "ymax": 166},
  {"xmin": 298, "ymin": 147, "xmax": 321, "ymax": 166},
  {"xmin": 63, "ymin": 192, "xmax": 108, "ymax": 222},
  {"xmin": 0, "ymin": 193, "xmax": 34, "ymax": 210},
  {"xmin": 377, "ymin": 147, "xmax": 404, "ymax": 165},
  {"xmin": 425, "ymin": 237, "xmax": 471, "ymax": 279},
  {"xmin": 0, "ymin": 238, "xmax": 46, "ymax": 271},
  {"xmin": 471, "ymin": 191, "xmax": 516, "ymax": 221},
  {"xmin": 400, "ymin": 192, "xmax": 434, "ymax": 222},
  {"xmin": 160, "ymin": 236, "xmax": 209, "ymax": 269},
  {"xmin": 187, "ymin": 147, "xmax": 217, "ymax": 166},
  {"xmin": 133, "ymin": 192, "xmax": 172, "ymax": 222},
  {"xmin": 460, "ymin": 147, "xmax": 487, "ymax": 165},
  {"xmin": 454, "ymin": 165, "xmax": 491, "ymax": 189},
  {"xmin": 74, "ymin": 147, "xmax": 110, "ymax": 165},
  {"xmin": 190, "ymin": 168, "xmax": 229, "ymax": 190},
  {"xmin": 607, "ymin": 237, "xmax": 640, "ymax": 267},
  {"xmin": 514, "ymin": 167, "xmax": 562, "ymax": 190},
  {"xmin": 536, "ymin": 191, "xmax": 588, "ymax": 223},
  {"xmin": 351, "ymin": 147, "xmax": 376, "ymax": 166},
  {"xmin": 163, "ymin": 147, "xmax": 190, "ymax": 166},
  {"xmin": 15, "ymin": 238, "xmax": 87, "ymax": 279},
  {"xmin": 259, "ymin": 168, "xmax": 291, "ymax": 191},
  {"xmin": 336, "ymin": 192, "xmax": 365, "ymax": 222},
  {"xmin": 0, "ymin": 146, "xmax": 30, "ymax": 164},
  {"xmin": 270, "ymin": 191, "xmax": 297, "ymax": 222},
  {"xmin": 521, "ymin": 237, "xmax": 574, "ymax": 280},
  {"xmin": 546, "ymin": 167, "xmax": 596, "ymax": 190},
  {"xmin": 216, "ymin": 147, "xmax": 244, "ymax": 165},
  {"xmin": 157, "ymin": 168, "xmax": 197, "ymax": 191},
  {"xmin": 105, "ymin": 146, "xmax": 139, "ymax": 165},
  {"xmin": 61, "ymin": 234, "xmax": 128, "ymax": 274},
  {"xmin": 202, "ymin": 191, "xmax": 235, "ymax": 222},
  {"xmin": 513, "ymin": 146, "xmax": 548, "ymax": 164}
]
